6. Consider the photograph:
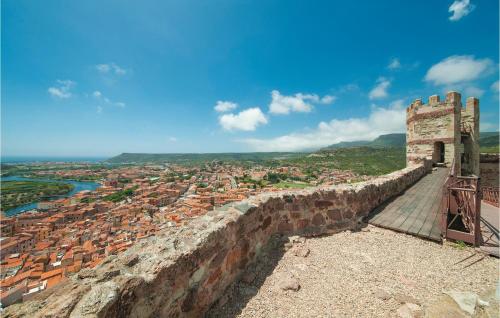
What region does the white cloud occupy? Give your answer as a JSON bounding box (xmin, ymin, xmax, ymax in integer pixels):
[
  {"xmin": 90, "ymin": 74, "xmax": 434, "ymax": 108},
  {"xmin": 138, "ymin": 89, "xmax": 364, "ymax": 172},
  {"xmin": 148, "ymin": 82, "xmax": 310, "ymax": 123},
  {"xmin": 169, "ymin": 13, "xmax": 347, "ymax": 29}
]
[
  {"xmin": 337, "ymin": 83, "xmax": 360, "ymax": 93},
  {"xmin": 425, "ymin": 55, "xmax": 494, "ymax": 85},
  {"xmin": 464, "ymin": 86, "xmax": 484, "ymax": 97},
  {"xmin": 96, "ymin": 64, "xmax": 111, "ymax": 73},
  {"xmin": 48, "ymin": 80, "xmax": 75, "ymax": 99},
  {"xmin": 219, "ymin": 107, "xmax": 268, "ymax": 131},
  {"xmin": 320, "ymin": 95, "xmax": 336, "ymax": 104},
  {"xmin": 388, "ymin": 58, "xmax": 401, "ymax": 70},
  {"xmin": 240, "ymin": 100, "xmax": 406, "ymax": 151},
  {"xmin": 269, "ymin": 90, "xmax": 336, "ymax": 115},
  {"xmin": 97, "ymin": 106, "xmax": 103, "ymax": 114},
  {"xmin": 92, "ymin": 90, "xmax": 125, "ymax": 108},
  {"xmin": 214, "ymin": 101, "xmax": 238, "ymax": 113},
  {"xmin": 168, "ymin": 136, "xmax": 178, "ymax": 142},
  {"xmin": 449, "ymin": 0, "xmax": 475, "ymax": 21},
  {"xmin": 369, "ymin": 77, "xmax": 391, "ymax": 100},
  {"xmin": 96, "ymin": 63, "xmax": 127, "ymax": 75},
  {"xmin": 491, "ymin": 80, "xmax": 500, "ymax": 93}
]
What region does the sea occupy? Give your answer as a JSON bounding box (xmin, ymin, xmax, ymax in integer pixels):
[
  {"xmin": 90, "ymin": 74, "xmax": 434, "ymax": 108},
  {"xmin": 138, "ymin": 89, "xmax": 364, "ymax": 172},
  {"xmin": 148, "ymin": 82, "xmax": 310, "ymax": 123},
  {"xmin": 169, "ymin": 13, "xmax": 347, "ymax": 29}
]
[{"xmin": 1, "ymin": 156, "xmax": 107, "ymax": 164}]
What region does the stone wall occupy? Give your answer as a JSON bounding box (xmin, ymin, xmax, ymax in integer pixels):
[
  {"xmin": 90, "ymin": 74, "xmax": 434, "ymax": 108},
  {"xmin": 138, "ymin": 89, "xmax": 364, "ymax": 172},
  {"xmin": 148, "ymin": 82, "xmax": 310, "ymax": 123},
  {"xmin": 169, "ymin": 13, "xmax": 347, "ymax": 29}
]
[
  {"xmin": 406, "ymin": 92, "xmax": 480, "ymax": 176},
  {"xmin": 406, "ymin": 93, "xmax": 460, "ymax": 170},
  {"xmin": 4, "ymin": 164, "xmax": 429, "ymax": 318},
  {"xmin": 480, "ymin": 153, "xmax": 499, "ymax": 188}
]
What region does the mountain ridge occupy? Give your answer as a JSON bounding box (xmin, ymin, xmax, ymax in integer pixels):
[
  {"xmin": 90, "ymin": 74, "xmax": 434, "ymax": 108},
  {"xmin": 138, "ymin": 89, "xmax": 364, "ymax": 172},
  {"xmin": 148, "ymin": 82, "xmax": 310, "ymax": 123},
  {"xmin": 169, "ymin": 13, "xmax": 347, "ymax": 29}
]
[{"xmin": 321, "ymin": 132, "xmax": 499, "ymax": 151}]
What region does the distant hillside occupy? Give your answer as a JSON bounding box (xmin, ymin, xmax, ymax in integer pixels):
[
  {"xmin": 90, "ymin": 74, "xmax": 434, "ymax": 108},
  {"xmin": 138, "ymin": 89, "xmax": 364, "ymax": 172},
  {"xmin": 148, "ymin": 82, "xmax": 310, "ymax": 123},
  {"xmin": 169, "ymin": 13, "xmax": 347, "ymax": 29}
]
[
  {"xmin": 480, "ymin": 131, "xmax": 499, "ymax": 153},
  {"xmin": 369, "ymin": 133, "xmax": 406, "ymax": 147},
  {"xmin": 107, "ymin": 132, "xmax": 498, "ymax": 164},
  {"xmin": 322, "ymin": 132, "xmax": 498, "ymax": 152},
  {"xmin": 480, "ymin": 132, "xmax": 499, "ymax": 147},
  {"xmin": 311, "ymin": 146, "xmax": 406, "ymax": 176},
  {"xmin": 321, "ymin": 133, "xmax": 406, "ymax": 151},
  {"xmin": 106, "ymin": 152, "xmax": 304, "ymax": 164}
]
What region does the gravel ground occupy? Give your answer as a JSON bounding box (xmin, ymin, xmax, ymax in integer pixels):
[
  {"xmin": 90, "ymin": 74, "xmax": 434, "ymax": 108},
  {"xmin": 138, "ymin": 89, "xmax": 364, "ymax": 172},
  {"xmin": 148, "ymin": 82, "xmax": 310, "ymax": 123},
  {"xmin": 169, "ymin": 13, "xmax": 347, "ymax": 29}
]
[{"xmin": 207, "ymin": 225, "xmax": 499, "ymax": 318}]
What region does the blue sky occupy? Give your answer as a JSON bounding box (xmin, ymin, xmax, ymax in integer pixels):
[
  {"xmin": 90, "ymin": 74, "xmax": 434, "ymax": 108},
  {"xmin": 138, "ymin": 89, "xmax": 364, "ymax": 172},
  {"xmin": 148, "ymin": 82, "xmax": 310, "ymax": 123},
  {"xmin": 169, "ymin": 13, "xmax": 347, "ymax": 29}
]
[{"xmin": 2, "ymin": 0, "xmax": 499, "ymax": 156}]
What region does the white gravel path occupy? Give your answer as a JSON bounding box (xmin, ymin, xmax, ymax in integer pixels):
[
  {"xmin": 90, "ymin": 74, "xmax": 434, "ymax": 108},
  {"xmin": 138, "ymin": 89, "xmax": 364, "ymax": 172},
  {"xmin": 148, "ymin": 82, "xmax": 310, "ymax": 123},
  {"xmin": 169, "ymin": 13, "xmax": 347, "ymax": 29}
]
[{"xmin": 208, "ymin": 225, "xmax": 499, "ymax": 318}]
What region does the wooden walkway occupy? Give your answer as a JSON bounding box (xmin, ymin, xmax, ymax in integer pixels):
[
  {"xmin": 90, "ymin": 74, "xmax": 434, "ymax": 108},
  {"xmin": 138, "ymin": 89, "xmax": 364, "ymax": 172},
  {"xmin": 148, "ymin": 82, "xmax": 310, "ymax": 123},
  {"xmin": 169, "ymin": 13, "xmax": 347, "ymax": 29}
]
[
  {"xmin": 480, "ymin": 202, "xmax": 499, "ymax": 257},
  {"xmin": 367, "ymin": 167, "xmax": 449, "ymax": 241}
]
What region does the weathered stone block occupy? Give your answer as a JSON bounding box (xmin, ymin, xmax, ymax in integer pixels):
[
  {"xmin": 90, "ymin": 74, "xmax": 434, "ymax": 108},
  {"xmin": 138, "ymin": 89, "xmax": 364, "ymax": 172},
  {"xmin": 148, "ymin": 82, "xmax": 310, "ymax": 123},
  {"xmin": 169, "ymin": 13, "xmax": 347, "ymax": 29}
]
[
  {"xmin": 314, "ymin": 200, "xmax": 333, "ymax": 209},
  {"xmin": 327, "ymin": 209, "xmax": 342, "ymax": 221},
  {"xmin": 311, "ymin": 213, "xmax": 326, "ymax": 226}
]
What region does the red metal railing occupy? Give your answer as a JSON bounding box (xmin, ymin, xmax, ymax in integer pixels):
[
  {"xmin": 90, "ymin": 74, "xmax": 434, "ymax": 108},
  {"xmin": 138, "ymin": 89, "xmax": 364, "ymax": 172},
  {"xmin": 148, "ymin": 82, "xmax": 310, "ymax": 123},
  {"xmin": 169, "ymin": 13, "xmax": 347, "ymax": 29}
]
[
  {"xmin": 482, "ymin": 187, "xmax": 499, "ymax": 207},
  {"xmin": 440, "ymin": 159, "xmax": 482, "ymax": 246}
]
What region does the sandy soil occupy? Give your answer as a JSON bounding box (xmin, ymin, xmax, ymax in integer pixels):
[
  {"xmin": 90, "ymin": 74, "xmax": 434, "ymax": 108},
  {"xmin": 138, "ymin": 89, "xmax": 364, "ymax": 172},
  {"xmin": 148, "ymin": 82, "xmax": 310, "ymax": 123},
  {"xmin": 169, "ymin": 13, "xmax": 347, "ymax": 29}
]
[{"xmin": 208, "ymin": 225, "xmax": 499, "ymax": 318}]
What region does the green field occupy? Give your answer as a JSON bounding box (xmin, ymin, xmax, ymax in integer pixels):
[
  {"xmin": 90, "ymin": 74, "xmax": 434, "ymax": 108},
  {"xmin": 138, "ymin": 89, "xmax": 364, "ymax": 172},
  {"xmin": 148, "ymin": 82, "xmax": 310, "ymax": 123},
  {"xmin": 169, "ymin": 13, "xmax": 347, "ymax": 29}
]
[{"xmin": 0, "ymin": 181, "xmax": 74, "ymax": 211}]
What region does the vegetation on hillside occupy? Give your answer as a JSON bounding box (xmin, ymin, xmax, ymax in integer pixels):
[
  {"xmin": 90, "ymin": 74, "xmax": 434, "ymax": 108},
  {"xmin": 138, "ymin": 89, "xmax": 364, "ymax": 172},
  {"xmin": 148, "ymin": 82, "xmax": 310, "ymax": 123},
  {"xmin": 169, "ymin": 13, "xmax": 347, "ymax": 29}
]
[
  {"xmin": 103, "ymin": 185, "xmax": 139, "ymax": 202},
  {"xmin": 479, "ymin": 132, "xmax": 499, "ymax": 153},
  {"xmin": 305, "ymin": 147, "xmax": 407, "ymax": 176},
  {"xmin": 1, "ymin": 181, "xmax": 74, "ymax": 211},
  {"xmin": 322, "ymin": 132, "xmax": 499, "ymax": 153},
  {"xmin": 321, "ymin": 133, "xmax": 406, "ymax": 150},
  {"xmin": 106, "ymin": 152, "xmax": 304, "ymax": 165},
  {"xmin": 105, "ymin": 133, "xmax": 498, "ymax": 172}
]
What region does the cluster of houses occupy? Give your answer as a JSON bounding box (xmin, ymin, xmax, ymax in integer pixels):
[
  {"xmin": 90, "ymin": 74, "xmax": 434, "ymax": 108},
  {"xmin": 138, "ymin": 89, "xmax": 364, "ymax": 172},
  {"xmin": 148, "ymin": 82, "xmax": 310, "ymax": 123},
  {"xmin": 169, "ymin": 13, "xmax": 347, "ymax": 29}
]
[{"xmin": 0, "ymin": 162, "xmax": 368, "ymax": 307}]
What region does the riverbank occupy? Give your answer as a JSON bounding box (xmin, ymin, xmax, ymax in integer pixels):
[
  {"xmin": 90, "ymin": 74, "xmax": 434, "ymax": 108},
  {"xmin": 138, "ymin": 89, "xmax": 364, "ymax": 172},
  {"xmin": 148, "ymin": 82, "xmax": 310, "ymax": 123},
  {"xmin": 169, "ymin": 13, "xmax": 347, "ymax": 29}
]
[
  {"xmin": 1, "ymin": 180, "xmax": 74, "ymax": 212},
  {"xmin": 1, "ymin": 176, "xmax": 101, "ymax": 216}
]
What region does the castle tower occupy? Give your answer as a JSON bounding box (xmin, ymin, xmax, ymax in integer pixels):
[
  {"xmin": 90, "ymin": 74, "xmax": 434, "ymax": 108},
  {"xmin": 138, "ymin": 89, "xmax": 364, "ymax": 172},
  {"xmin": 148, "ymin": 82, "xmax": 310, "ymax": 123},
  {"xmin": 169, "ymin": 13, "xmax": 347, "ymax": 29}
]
[{"xmin": 406, "ymin": 92, "xmax": 480, "ymax": 176}]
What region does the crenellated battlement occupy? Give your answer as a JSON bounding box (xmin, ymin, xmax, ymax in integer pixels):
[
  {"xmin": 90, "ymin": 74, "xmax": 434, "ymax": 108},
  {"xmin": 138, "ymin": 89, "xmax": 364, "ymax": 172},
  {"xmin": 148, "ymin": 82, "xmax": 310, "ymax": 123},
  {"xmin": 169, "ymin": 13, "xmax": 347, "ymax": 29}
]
[{"xmin": 406, "ymin": 91, "xmax": 467, "ymax": 115}]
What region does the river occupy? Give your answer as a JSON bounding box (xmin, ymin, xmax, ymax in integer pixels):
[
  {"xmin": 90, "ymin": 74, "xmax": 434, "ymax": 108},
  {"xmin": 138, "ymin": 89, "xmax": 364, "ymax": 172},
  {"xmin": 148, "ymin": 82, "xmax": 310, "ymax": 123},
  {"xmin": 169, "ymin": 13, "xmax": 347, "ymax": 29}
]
[{"xmin": 2, "ymin": 176, "xmax": 101, "ymax": 217}]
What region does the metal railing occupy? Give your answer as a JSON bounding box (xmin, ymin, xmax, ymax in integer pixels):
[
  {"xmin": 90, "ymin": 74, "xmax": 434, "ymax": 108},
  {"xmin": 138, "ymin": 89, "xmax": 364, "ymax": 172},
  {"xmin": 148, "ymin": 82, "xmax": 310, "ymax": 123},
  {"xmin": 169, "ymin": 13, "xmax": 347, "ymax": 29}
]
[
  {"xmin": 482, "ymin": 187, "xmax": 499, "ymax": 207},
  {"xmin": 440, "ymin": 159, "xmax": 482, "ymax": 246}
]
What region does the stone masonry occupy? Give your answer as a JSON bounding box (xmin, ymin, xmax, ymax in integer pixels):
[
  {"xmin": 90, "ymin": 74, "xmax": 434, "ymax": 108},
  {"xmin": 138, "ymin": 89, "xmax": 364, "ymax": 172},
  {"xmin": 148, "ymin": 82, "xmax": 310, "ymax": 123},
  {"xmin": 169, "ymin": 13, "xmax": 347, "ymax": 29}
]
[
  {"xmin": 406, "ymin": 91, "xmax": 479, "ymax": 176},
  {"xmin": 480, "ymin": 153, "xmax": 500, "ymax": 188},
  {"xmin": 3, "ymin": 164, "xmax": 429, "ymax": 317}
]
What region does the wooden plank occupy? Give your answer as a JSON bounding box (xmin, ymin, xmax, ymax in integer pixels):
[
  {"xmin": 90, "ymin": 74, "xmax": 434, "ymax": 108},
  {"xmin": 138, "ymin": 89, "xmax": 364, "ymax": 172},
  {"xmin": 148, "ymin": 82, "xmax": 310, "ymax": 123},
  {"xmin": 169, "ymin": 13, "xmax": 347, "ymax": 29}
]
[
  {"xmin": 405, "ymin": 169, "xmax": 447, "ymax": 235},
  {"xmin": 428, "ymin": 219, "xmax": 442, "ymax": 241},
  {"xmin": 419, "ymin": 201, "xmax": 440, "ymax": 239},
  {"xmin": 370, "ymin": 198, "xmax": 410, "ymax": 226},
  {"xmin": 368, "ymin": 167, "xmax": 448, "ymax": 242},
  {"xmin": 384, "ymin": 173, "xmax": 437, "ymax": 230},
  {"xmin": 386, "ymin": 195, "xmax": 424, "ymax": 230},
  {"xmin": 369, "ymin": 174, "xmax": 431, "ymax": 227},
  {"xmin": 368, "ymin": 170, "xmax": 428, "ymax": 224},
  {"xmin": 411, "ymin": 189, "xmax": 441, "ymax": 236},
  {"xmin": 399, "ymin": 179, "xmax": 440, "ymax": 234},
  {"xmin": 418, "ymin": 169, "xmax": 448, "ymax": 239}
]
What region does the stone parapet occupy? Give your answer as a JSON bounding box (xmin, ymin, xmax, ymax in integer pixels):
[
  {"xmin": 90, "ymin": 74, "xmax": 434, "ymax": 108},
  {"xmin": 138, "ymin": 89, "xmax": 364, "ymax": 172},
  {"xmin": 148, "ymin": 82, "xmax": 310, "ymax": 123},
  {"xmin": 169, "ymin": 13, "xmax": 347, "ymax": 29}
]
[{"xmin": 3, "ymin": 165, "xmax": 428, "ymax": 318}]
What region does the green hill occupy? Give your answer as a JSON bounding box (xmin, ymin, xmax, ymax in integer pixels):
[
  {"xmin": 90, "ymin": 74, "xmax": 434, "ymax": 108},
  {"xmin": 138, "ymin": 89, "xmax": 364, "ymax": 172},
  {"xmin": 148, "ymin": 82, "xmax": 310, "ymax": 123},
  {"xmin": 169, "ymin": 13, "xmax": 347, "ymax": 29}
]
[
  {"xmin": 311, "ymin": 146, "xmax": 406, "ymax": 176},
  {"xmin": 107, "ymin": 132, "xmax": 498, "ymax": 165},
  {"xmin": 106, "ymin": 152, "xmax": 304, "ymax": 164},
  {"xmin": 321, "ymin": 133, "xmax": 406, "ymax": 151},
  {"xmin": 479, "ymin": 132, "xmax": 499, "ymax": 153},
  {"xmin": 322, "ymin": 132, "xmax": 498, "ymax": 152},
  {"xmin": 369, "ymin": 133, "xmax": 406, "ymax": 147}
]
